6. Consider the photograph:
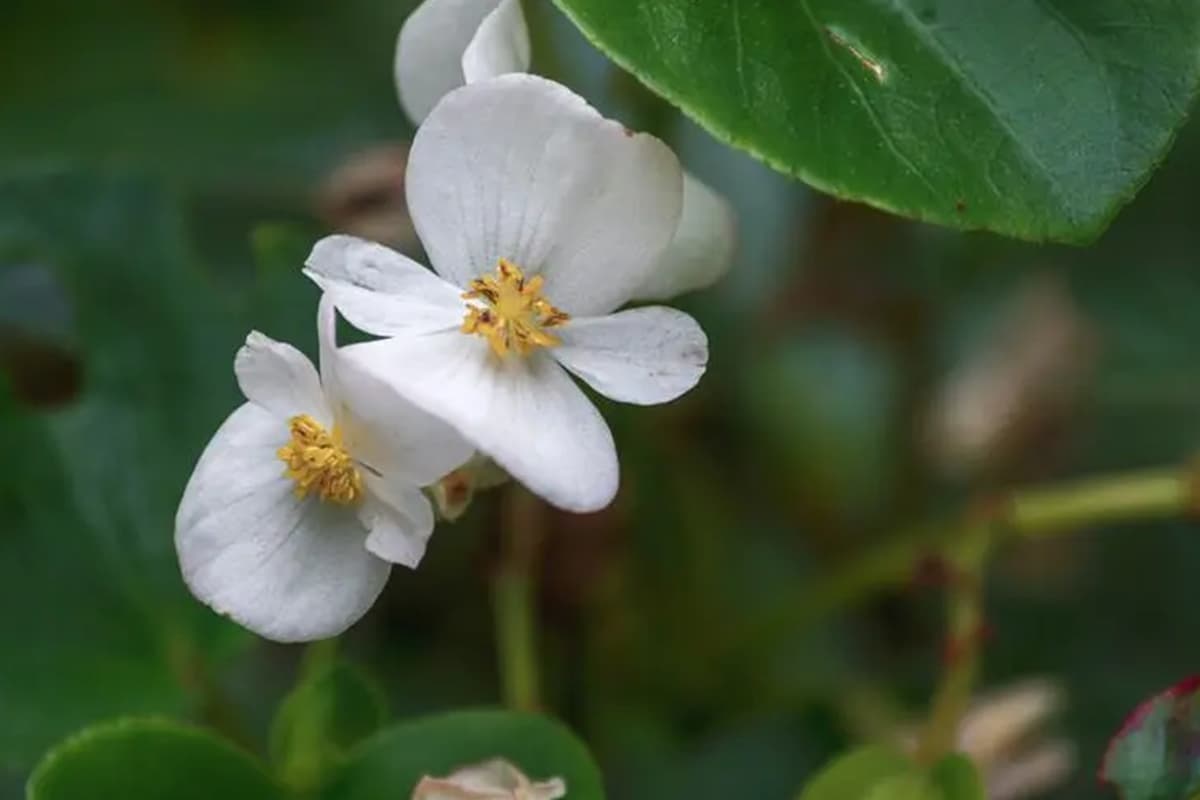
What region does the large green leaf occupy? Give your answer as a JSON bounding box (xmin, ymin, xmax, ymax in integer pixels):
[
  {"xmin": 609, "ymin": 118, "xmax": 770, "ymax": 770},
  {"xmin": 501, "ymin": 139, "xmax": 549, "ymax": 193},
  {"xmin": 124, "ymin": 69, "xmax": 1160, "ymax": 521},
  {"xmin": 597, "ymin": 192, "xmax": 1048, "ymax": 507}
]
[
  {"xmin": 551, "ymin": 0, "xmax": 1200, "ymax": 243},
  {"xmin": 0, "ymin": 170, "xmax": 248, "ymax": 773},
  {"xmin": 26, "ymin": 719, "xmax": 284, "ymax": 800},
  {"xmin": 320, "ymin": 710, "xmax": 605, "ymax": 800},
  {"xmin": 1101, "ymin": 676, "xmax": 1200, "ymax": 800}
]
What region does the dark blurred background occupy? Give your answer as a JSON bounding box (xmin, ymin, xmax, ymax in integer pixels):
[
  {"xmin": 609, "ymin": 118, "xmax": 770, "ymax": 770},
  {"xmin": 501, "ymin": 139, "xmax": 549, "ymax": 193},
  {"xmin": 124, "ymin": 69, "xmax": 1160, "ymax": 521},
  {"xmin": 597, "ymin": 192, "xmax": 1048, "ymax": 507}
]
[{"xmin": 3, "ymin": 1, "xmax": 1200, "ymax": 798}]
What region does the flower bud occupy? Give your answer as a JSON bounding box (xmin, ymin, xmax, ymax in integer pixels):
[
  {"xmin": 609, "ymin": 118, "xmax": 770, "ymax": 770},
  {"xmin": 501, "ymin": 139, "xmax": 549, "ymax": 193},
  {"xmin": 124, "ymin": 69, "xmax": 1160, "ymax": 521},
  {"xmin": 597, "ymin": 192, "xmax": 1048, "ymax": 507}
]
[
  {"xmin": 412, "ymin": 759, "xmax": 565, "ymax": 800},
  {"xmin": 430, "ymin": 455, "xmax": 511, "ymax": 522}
]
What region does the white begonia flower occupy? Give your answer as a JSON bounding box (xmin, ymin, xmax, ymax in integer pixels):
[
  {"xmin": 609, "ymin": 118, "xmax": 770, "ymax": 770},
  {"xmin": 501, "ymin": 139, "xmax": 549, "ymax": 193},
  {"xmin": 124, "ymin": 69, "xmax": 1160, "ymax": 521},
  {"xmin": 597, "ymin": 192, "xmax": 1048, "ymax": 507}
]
[
  {"xmin": 174, "ymin": 297, "xmax": 473, "ymax": 642},
  {"xmin": 394, "ymin": 0, "xmax": 735, "ymax": 301},
  {"xmin": 412, "ymin": 759, "xmax": 566, "ymax": 800},
  {"xmin": 306, "ymin": 75, "xmax": 708, "ymax": 513}
]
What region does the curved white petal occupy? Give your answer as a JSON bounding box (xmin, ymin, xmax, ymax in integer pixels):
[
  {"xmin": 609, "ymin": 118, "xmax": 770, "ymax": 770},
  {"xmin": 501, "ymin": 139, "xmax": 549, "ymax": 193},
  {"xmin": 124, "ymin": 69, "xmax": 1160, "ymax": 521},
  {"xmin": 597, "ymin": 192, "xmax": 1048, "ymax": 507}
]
[
  {"xmin": 555, "ymin": 307, "xmax": 708, "ymax": 405},
  {"xmin": 359, "ymin": 476, "xmax": 436, "ymax": 568},
  {"xmin": 317, "ymin": 293, "xmax": 342, "ymax": 405},
  {"xmin": 313, "ymin": 289, "xmax": 474, "ymax": 485},
  {"xmin": 175, "ymin": 404, "xmax": 390, "ymax": 643},
  {"xmin": 234, "ymin": 331, "xmax": 329, "ymax": 423},
  {"xmin": 395, "ymin": 0, "xmax": 504, "ymax": 123},
  {"xmin": 343, "ymin": 330, "xmax": 618, "ymax": 513},
  {"xmin": 407, "ymin": 74, "xmax": 683, "ymax": 317},
  {"xmin": 462, "ymin": 0, "xmax": 531, "ymax": 83},
  {"xmin": 633, "ymin": 173, "xmax": 737, "ymax": 301},
  {"xmin": 304, "ymin": 235, "xmax": 464, "ymax": 338},
  {"xmin": 337, "ymin": 355, "xmax": 476, "ymax": 487}
]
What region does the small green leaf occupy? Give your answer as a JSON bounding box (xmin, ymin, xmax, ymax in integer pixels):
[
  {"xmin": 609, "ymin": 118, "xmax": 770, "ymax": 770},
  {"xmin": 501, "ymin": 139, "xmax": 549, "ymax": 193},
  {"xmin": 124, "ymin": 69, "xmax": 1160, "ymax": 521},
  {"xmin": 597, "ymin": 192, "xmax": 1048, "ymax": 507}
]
[
  {"xmin": 270, "ymin": 655, "xmax": 389, "ymax": 792},
  {"xmin": 798, "ymin": 746, "xmax": 916, "ymax": 800},
  {"xmin": 929, "ymin": 754, "xmax": 985, "ymax": 800},
  {"xmin": 552, "ymin": 0, "xmax": 1200, "ymax": 243},
  {"xmin": 320, "ymin": 710, "xmax": 605, "ymax": 800},
  {"xmin": 26, "ymin": 719, "xmax": 284, "ymax": 800},
  {"xmin": 1101, "ymin": 676, "xmax": 1200, "ymax": 800}
]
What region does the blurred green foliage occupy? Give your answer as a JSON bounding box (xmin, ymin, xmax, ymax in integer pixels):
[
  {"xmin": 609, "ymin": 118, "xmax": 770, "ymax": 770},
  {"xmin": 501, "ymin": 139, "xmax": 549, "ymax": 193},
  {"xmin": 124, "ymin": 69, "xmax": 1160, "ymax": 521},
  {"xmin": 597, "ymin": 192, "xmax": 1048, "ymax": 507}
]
[{"xmin": 5, "ymin": 1, "xmax": 1200, "ymax": 799}]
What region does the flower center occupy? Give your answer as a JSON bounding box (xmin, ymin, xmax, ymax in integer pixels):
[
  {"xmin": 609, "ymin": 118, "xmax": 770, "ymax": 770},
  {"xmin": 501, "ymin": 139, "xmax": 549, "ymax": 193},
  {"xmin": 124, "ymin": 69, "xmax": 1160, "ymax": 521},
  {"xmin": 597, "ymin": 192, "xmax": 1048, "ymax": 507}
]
[
  {"xmin": 461, "ymin": 259, "xmax": 569, "ymax": 357},
  {"xmin": 277, "ymin": 415, "xmax": 363, "ymax": 505}
]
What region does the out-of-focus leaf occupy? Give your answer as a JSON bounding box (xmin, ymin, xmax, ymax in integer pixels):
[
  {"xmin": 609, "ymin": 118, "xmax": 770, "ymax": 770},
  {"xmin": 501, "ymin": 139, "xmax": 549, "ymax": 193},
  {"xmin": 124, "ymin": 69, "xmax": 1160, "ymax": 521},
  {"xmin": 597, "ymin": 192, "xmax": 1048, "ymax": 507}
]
[
  {"xmin": 270, "ymin": 657, "xmax": 389, "ymax": 792},
  {"xmin": 0, "ymin": 1, "xmax": 411, "ymax": 187},
  {"xmin": 26, "ymin": 719, "xmax": 284, "ymax": 800},
  {"xmin": 1101, "ymin": 676, "xmax": 1200, "ymax": 800},
  {"xmin": 320, "ymin": 710, "xmax": 604, "ymax": 800},
  {"xmin": 616, "ymin": 714, "xmax": 828, "ymax": 800},
  {"xmin": 745, "ymin": 328, "xmax": 897, "ymax": 528},
  {"xmin": 0, "ymin": 170, "xmax": 248, "ymax": 772},
  {"xmin": 797, "ymin": 746, "xmax": 915, "ymax": 800},
  {"xmin": 929, "ymin": 754, "xmax": 985, "ymax": 800},
  {"xmin": 552, "ymin": 0, "xmax": 1200, "ymax": 243}
]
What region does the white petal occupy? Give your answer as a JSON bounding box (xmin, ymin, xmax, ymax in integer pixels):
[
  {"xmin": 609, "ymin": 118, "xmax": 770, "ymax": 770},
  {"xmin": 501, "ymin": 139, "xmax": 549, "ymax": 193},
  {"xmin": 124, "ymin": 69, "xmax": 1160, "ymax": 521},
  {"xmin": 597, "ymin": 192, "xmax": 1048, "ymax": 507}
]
[
  {"xmin": 231, "ymin": 328, "xmax": 328, "ymax": 422},
  {"xmin": 343, "ymin": 330, "xmax": 619, "ymax": 513},
  {"xmin": 314, "ymin": 289, "xmax": 474, "ymax": 485},
  {"xmin": 633, "ymin": 173, "xmax": 737, "ymax": 301},
  {"xmin": 462, "ymin": 0, "xmax": 531, "ymax": 83},
  {"xmin": 407, "ymin": 74, "xmax": 683, "ymax": 316},
  {"xmin": 175, "ymin": 404, "xmax": 389, "ymax": 643},
  {"xmin": 395, "ymin": 0, "xmax": 504, "ymax": 123},
  {"xmin": 234, "ymin": 331, "xmax": 330, "ymax": 423},
  {"xmin": 304, "ymin": 235, "xmax": 465, "ymax": 338},
  {"xmin": 337, "ymin": 355, "xmax": 475, "ymax": 486},
  {"xmin": 555, "ymin": 307, "xmax": 708, "ymax": 405},
  {"xmin": 414, "ymin": 760, "xmax": 566, "ymax": 800},
  {"xmin": 316, "ymin": 292, "xmax": 342, "ymax": 403},
  {"xmin": 359, "ymin": 476, "xmax": 436, "ymax": 568}
]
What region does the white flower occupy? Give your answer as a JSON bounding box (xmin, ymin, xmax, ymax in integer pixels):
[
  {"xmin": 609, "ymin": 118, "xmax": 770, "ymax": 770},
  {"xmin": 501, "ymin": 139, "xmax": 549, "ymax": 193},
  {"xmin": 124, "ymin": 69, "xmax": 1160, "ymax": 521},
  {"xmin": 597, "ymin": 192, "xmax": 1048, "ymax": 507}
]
[
  {"xmin": 306, "ymin": 75, "xmax": 708, "ymax": 513},
  {"xmin": 412, "ymin": 759, "xmax": 565, "ymax": 800},
  {"xmin": 174, "ymin": 297, "xmax": 473, "ymax": 642},
  {"xmin": 394, "ymin": 0, "xmax": 736, "ymax": 300},
  {"xmin": 897, "ymin": 679, "xmax": 1075, "ymax": 800}
]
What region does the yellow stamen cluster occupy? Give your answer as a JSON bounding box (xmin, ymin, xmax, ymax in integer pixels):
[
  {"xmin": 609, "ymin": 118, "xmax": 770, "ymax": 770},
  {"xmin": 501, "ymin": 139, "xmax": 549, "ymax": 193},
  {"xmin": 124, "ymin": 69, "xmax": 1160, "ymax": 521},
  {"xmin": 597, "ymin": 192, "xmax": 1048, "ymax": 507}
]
[
  {"xmin": 277, "ymin": 415, "xmax": 363, "ymax": 505},
  {"xmin": 461, "ymin": 259, "xmax": 569, "ymax": 357}
]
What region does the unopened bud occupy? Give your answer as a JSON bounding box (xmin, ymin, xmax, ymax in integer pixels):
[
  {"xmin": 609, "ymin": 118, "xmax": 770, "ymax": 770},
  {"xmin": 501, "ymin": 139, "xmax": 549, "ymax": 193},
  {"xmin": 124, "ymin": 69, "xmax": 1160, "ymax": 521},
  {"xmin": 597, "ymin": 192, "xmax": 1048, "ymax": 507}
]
[
  {"xmin": 412, "ymin": 759, "xmax": 565, "ymax": 800},
  {"xmin": 430, "ymin": 455, "xmax": 511, "ymax": 521}
]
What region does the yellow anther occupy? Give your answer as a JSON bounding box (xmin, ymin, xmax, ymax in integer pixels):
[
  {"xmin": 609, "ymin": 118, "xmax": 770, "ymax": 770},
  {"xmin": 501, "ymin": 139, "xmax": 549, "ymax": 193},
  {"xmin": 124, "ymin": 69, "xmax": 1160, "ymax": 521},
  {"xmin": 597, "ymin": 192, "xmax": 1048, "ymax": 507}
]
[
  {"xmin": 461, "ymin": 259, "xmax": 569, "ymax": 358},
  {"xmin": 277, "ymin": 415, "xmax": 363, "ymax": 505}
]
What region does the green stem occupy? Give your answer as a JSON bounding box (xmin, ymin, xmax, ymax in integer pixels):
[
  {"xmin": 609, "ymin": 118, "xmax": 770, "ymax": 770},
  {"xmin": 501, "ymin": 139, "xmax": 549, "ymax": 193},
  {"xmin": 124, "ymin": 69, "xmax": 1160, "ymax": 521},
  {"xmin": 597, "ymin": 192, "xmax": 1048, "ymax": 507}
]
[
  {"xmin": 743, "ymin": 465, "xmax": 1195, "ymax": 654},
  {"xmin": 1008, "ymin": 468, "xmax": 1188, "ymax": 535},
  {"xmin": 915, "ymin": 528, "xmax": 990, "ymax": 764},
  {"xmin": 275, "ymin": 638, "xmax": 341, "ymax": 795},
  {"xmin": 492, "ymin": 487, "xmax": 543, "ymax": 712},
  {"xmin": 299, "ymin": 637, "xmax": 339, "ymax": 681},
  {"xmin": 164, "ymin": 628, "xmax": 253, "ymax": 748}
]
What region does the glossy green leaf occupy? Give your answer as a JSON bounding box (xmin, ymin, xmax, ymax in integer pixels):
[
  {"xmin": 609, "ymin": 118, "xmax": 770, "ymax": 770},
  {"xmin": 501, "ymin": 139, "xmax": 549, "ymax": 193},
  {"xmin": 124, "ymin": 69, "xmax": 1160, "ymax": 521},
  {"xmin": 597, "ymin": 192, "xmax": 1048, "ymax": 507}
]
[
  {"xmin": 26, "ymin": 719, "xmax": 284, "ymax": 800},
  {"xmin": 798, "ymin": 746, "xmax": 916, "ymax": 800},
  {"xmin": 1101, "ymin": 676, "xmax": 1200, "ymax": 800},
  {"xmin": 270, "ymin": 655, "xmax": 389, "ymax": 792},
  {"xmin": 320, "ymin": 710, "xmax": 605, "ymax": 800},
  {"xmin": 929, "ymin": 754, "xmax": 985, "ymax": 800},
  {"xmin": 552, "ymin": 0, "xmax": 1200, "ymax": 243},
  {"xmin": 0, "ymin": 170, "xmax": 247, "ymax": 772}
]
